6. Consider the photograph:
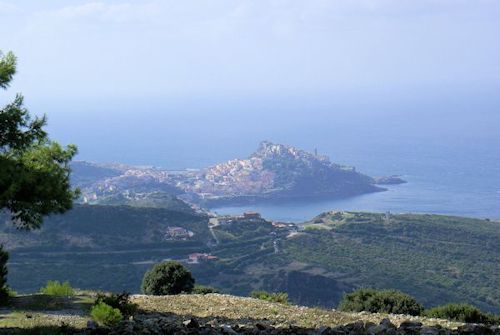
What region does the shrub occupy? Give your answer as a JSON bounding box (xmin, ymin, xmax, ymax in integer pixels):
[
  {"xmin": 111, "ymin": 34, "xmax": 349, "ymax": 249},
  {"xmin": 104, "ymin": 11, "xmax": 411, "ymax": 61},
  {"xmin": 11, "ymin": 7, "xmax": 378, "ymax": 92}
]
[
  {"xmin": 192, "ymin": 285, "xmax": 220, "ymax": 294},
  {"xmin": 0, "ymin": 246, "xmax": 8, "ymax": 304},
  {"xmin": 40, "ymin": 280, "xmax": 75, "ymax": 296},
  {"xmin": 141, "ymin": 260, "xmax": 195, "ymax": 295},
  {"xmin": 6, "ymin": 287, "xmax": 17, "ymax": 297},
  {"xmin": 338, "ymin": 288, "xmax": 423, "ymax": 316},
  {"xmin": 424, "ymin": 303, "xmax": 499, "ymax": 324},
  {"xmin": 250, "ymin": 290, "xmax": 289, "ymax": 305},
  {"xmin": 94, "ymin": 292, "xmax": 137, "ymax": 317},
  {"xmin": 91, "ymin": 302, "xmax": 123, "ymax": 326}
]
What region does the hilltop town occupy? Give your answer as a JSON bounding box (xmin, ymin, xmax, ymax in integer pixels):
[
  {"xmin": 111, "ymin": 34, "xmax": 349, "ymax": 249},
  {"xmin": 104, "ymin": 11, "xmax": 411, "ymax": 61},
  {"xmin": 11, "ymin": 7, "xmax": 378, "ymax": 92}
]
[{"xmin": 73, "ymin": 141, "xmax": 394, "ymax": 208}]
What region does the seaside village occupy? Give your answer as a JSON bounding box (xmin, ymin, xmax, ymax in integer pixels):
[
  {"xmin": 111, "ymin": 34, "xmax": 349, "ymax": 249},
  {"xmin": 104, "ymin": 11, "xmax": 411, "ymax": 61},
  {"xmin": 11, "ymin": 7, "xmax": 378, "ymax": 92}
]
[{"xmin": 165, "ymin": 211, "xmax": 295, "ymax": 264}]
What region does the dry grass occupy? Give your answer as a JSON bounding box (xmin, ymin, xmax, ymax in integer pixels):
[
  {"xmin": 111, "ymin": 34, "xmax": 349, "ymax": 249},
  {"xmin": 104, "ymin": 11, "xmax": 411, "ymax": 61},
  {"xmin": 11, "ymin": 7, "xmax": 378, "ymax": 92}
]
[
  {"xmin": 0, "ymin": 292, "xmax": 95, "ymax": 330},
  {"xmin": 131, "ymin": 293, "xmax": 464, "ymax": 329},
  {"xmin": 0, "ymin": 311, "xmax": 88, "ymax": 329},
  {"xmin": 0, "ymin": 292, "xmax": 465, "ymax": 331}
]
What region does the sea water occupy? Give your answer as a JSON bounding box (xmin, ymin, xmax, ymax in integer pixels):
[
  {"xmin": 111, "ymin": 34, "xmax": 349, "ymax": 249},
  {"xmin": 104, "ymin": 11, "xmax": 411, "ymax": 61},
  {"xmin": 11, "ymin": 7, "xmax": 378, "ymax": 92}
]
[{"xmin": 44, "ymin": 94, "xmax": 500, "ymax": 222}]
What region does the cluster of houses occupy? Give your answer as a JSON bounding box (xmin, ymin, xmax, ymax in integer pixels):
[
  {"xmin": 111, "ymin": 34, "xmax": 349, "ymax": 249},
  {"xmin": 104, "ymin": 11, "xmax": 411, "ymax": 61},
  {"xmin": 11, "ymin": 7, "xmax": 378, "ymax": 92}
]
[
  {"xmin": 165, "ymin": 226, "xmax": 194, "ymax": 240},
  {"xmin": 188, "ymin": 253, "xmax": 218, "ymax": 264},
  {"xmin": 271, "ymin": 221, "xmax": 290, "ymax": 228}
]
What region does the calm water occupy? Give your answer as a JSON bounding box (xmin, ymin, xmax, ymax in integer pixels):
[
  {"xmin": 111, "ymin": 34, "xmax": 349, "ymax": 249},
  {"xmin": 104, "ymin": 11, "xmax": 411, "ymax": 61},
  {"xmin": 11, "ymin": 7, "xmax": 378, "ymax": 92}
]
[
  {"xmin": 212, "ymin": 177, "xmax": 500, "ymax": 222},
  {"xmin": 212, "ymin": 135, "xmax": 500, "ymax": 221},
  {"xmin": 44, "ymin": 95, "xmax": 500, "ymax": 222}
]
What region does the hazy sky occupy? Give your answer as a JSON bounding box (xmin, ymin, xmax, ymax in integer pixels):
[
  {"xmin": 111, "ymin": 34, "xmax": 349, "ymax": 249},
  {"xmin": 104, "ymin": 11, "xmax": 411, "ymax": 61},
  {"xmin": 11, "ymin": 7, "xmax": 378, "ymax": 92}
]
[
  {"xmin": 1, "ymin": 0, "xmax": 499, "ymax": 104},
  {"xmin": 1, "ymin": 1, "xmax": 500, "ymax": 168}
]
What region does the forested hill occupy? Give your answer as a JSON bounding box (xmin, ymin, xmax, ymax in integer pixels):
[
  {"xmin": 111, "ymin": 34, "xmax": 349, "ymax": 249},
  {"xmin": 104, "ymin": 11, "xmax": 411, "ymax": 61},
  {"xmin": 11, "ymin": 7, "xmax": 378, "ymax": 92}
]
[
  {"xmin": 1, "ymin": 204, "xmax": 212, "ymax": 293},
  {"xmin": 0, "ymin": 204, "xmax": 210, "ymax": 252},
  {"xmin": 285, "ymin": 212, "xmax": 500, "ymax": 312},
  {"xmin": 1, "ymin": 207, "xmax": 498, "ymax": 313}
]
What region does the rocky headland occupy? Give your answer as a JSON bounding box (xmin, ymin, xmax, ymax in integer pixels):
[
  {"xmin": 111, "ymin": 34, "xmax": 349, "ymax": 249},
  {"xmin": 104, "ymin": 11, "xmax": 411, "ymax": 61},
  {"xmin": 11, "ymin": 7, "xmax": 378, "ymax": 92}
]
[{"xmin": 73, "ymin": 141, "xmax": 401, "ymax": 208}]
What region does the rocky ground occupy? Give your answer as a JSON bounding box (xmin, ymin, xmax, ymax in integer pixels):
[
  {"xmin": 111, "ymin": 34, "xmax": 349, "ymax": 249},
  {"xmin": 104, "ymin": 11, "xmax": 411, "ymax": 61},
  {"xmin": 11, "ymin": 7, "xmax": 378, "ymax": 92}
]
[
  {"xmin": 0, "ymin": 294, "xmax": 498, "ymax": 334},
  {"xmin": 92, "ymin": 315, "xmax": 499, "ymax": 335}
]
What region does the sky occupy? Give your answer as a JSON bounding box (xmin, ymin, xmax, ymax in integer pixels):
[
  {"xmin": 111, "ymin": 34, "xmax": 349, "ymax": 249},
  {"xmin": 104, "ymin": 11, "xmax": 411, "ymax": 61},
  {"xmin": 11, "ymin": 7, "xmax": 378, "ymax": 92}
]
[
  {"xmin": 1, "ymin": 0, "xmax": 499, "ymax": 103},
  {"xmin": 1, "ymin": 1, "xmax": 500, "ymax": 167}
]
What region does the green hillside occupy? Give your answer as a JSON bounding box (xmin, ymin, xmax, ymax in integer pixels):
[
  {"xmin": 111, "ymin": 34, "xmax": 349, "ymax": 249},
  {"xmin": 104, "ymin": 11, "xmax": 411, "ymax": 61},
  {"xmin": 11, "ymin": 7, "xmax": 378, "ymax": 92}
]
[
  {"xmin": 1, "ymin": 205, "xmax": 211, "ymax": 292},
  {"xmin": 197, "ymin": 211, "xmax": 500, "ymax": 313},
  {"xmin": 96, "ymin": 192, "xmax": 194, "ymax": 212},
  {"xmin": 1, "ymin": 208, "xmax": 498, "ymax": 313},
  {"xmin": 285, "ymin": 212, "xmax": 499, "ymax": 312}
]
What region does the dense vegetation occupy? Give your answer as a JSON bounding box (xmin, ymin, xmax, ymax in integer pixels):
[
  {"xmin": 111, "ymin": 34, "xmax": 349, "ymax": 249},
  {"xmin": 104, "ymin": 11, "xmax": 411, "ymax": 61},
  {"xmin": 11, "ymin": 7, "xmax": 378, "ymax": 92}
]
[
  {"xmin": 39, "ymin": 281, "xmax": 74, "ymax": 296},
  {"xmin": 141, "ymin": 260, "xmax": 195, "ymax": 295},
  {"xmin": 1, "ymin": 208, "xmax": 499, "ymax": 314},
  {"xmin": 338, "ymin": 288, "xmax": 424, "ymax": 315},
  {"xmin": 94, "ymin": 292, "xmax": 137, "ymax": 318},
  {"xmin": 97, "ymin": 192, "xmax": 194, "ymax": 212},
  {"xmin": 337, "ymin": 288, "xmax": 500, "ymax": 325},
  {"xmin": 284, "ymin": 212, "xmax": 500, "ymax": 313},
  {"xmin": 424, "ymin": 303, "xmax": 500, "ymax": 324},
  {"xmin": 0, "ymin": 50, "xmax": 78, "ymax": 230},
  {"xmin": 1, "ymin": 204, "xmax": 209, "ymax": 251},
  {"xmin": 0, "ymin": 204, "xmax": 209, "ymax": 293},
  {"xmin": 90, "ymin": 302, "xmax": 123, "ymax": 326}
]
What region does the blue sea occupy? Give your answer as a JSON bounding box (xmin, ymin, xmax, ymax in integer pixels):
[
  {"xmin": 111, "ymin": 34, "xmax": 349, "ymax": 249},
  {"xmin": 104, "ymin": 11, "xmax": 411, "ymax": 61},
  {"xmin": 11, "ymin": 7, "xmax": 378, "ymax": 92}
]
[
  {"xmin": 211, "ymin": 135, "xmax": 500, "ymax": 222},
  {"xmin": 43, "ymin": 93, "xmax": 500, "ymax": 222}
]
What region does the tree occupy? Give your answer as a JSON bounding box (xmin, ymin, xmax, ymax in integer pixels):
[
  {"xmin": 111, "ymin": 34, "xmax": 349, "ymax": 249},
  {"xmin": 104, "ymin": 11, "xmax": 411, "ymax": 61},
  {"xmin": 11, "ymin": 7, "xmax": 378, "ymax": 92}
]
[
  {"xmin": 1, "ymin": 50, "xmax": 78, "ymax": 229},
  {"xmin": 0, "ymin": 50, "xmax": 78, "ymax": 300},
  {"xmin": 141, "ymin": 261, "xmax": 195, "ymax": 295}
]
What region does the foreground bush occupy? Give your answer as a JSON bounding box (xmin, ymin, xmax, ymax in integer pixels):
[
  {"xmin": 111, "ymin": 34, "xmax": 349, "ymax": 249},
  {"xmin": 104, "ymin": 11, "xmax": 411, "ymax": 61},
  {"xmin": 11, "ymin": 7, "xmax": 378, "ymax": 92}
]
[
  {"xmin": 192, "ymin": 285, "xmax": 220, "ymax": 294},
  {"xmin": 39, "ymin": 280, "xmax": 74, "ymax": 296},
  {"xmin": 91, "ymin": 302, "xmax": 123, "ymax": 326},
  {"xmin": 425, "ymin": 303, "xmax": 499, "ymax": 324},
  {"xmin": 250, "ymin": 290, "xmax": 289, "ymax": 305},
  {"xmin": 338, "ymin": 288, "xmax": 423, "ymax": 316},
  {"xmin": 141, "ymin": 260, "xmax": 194, "ymax": 295},
  {"xmin": 94, "ymin": 292, "xmax": 137, "ymax": 317}
]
